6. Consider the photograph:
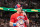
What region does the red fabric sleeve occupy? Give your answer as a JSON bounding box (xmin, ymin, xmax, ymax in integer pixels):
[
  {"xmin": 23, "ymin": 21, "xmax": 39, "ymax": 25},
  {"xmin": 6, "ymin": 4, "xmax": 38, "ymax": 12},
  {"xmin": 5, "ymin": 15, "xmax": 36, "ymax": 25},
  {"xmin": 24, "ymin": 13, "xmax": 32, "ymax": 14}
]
[
  {"xmin": 24, "ymin": 15, "xmax": 28, "ymax": 20},
  {"xmin": 10, "ymin": 14, "xmax": 15, "ymax": 23}
]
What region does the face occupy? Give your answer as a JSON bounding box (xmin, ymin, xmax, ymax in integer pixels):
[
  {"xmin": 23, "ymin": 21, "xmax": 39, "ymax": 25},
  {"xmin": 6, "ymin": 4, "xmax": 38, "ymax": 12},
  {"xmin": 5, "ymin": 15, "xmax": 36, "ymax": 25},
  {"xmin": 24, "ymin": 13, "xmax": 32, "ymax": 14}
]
[
  {"xmin": 20, "ymin": 7, "xmax": 22, "ymax": 10},
  {"xmin": 16, "ymin": 7, "xmax": 22, "ymax": 12}
]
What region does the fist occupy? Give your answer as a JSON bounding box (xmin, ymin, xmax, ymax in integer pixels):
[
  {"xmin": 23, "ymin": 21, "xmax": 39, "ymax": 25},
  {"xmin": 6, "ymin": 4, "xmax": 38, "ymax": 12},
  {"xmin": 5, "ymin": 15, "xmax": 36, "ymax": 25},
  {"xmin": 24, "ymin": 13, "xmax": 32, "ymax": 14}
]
[
  {"xmin": 22, "ymin": 11, "xmax": 26, "ymax": 16},
  {"xmin": 16, "ymin": 23, "xmax": 20, "ymax": 26}
]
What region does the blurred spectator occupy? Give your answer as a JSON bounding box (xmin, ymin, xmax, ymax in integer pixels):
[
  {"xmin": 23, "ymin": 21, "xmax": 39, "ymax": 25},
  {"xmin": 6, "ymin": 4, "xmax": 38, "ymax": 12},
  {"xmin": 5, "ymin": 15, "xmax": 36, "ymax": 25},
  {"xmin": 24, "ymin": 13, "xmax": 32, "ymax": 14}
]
[
  {"xmin": 0, "ymin": 0, "xmax": 40, "ymax": 9},
  {"xmin": 0, "ymin": 18, "xmax": 10, "ymax": 27},
  {"xmin": 0, "ymin": 2, "xmax": 2, "ymax": 7},
  {"xmin": 0, "ymin": 19, "xmax": 4, "ymax": 27},
  {"xmin": 8, "ymin": 1, "xmax": 13, "ymax": 8}
]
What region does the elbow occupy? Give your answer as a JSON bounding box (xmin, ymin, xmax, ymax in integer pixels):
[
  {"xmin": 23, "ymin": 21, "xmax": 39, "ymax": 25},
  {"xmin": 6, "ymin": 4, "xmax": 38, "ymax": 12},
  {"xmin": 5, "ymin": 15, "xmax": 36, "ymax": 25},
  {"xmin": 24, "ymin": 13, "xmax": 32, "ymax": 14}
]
[
  {"xmin": 28, "ymin": 19, "xmax": 29, "ymax": 24},
  {"xmin": 27, "ymin": 19, "xmax": 29, "ymax": 24},
  {"xmin": 25, "ymin": 19, "xmax": 29, "ymax": 25}
]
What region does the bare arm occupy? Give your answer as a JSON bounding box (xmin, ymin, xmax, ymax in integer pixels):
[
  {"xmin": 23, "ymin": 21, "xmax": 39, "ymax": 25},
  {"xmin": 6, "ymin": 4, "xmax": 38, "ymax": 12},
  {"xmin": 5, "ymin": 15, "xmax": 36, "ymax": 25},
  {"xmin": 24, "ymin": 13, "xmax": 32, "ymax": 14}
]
[
  {"xmin": 25, "ymin": 19, "xmax": 29, "ymax": 25},
  {"xmin": 9, "ymin": 22, "xmax": 13, "ymax": 26},
  {"xmin": 22, "ymin": 11, "xmax": 29, "ymax": 25},
  {"xmin": 9, "ymin": 14, "xmax": 20, "ymax": 27}
]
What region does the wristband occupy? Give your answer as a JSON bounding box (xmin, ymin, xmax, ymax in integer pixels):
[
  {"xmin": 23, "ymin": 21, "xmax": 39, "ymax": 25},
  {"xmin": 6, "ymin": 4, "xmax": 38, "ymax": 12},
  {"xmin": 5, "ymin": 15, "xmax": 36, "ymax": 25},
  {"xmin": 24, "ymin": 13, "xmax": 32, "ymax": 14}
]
[{"xmin": 13, "ymin": 23, "xmax": 17, "ymax": 26}]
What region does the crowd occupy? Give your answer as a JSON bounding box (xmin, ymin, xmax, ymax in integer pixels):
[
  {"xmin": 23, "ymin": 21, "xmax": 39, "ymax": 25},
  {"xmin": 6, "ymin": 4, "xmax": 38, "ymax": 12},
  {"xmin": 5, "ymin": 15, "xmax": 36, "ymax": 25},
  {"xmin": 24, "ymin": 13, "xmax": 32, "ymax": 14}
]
[
  {"xmin": 0, "ymin": 12, "xmax": 40, "ymax": 27},
  {"xmin": 0, "ymin": 0, "xmax": 40, "ymax": 9},
  {"xmin": 0, "ymin": 14, "xmax": 40, "ymax": 27},
  {"xmin": 0, "ymin": 0, "xmax": 40, "ymax": 27},
  {"xmin": 0, "ymin": 18, "xmax": 10, "ymax": 27}
]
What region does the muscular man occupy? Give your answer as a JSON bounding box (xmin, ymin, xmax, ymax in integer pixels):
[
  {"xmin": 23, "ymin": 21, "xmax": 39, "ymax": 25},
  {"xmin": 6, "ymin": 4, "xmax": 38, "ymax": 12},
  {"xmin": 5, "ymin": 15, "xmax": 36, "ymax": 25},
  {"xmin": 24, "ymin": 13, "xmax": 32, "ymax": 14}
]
[{"xmin": 9, "ymin": 4, "xmax": 29, "ymax": 27}]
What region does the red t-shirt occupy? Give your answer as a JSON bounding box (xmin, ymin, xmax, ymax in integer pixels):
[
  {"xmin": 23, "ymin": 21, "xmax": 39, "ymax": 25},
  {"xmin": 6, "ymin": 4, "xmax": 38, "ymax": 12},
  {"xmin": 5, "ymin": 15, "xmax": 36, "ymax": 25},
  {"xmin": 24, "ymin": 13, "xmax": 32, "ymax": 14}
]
[{"xmin": 10, "ymin": 13, "xmax": 28, "ymax": 27}]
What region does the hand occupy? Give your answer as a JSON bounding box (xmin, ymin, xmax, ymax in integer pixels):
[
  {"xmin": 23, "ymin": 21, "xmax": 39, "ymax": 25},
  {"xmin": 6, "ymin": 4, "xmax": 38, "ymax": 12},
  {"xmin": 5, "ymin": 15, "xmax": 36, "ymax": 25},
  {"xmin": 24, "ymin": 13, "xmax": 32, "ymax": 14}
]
[
  {"xmin": 22, "ymin": 11, "xmax": 26, "ymax": 16},
  {"xmin": 16, "ymin": 23, "xmax": 20, "ymax": 26}
]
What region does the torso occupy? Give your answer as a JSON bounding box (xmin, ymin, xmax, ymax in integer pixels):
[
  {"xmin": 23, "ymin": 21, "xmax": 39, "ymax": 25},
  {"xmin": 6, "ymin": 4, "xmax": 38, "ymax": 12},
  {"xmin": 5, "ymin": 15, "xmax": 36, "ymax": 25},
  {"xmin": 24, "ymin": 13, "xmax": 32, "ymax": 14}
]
[{"xmin": 13, "ymin": 13, "xmax": 27, "ymax": 27}]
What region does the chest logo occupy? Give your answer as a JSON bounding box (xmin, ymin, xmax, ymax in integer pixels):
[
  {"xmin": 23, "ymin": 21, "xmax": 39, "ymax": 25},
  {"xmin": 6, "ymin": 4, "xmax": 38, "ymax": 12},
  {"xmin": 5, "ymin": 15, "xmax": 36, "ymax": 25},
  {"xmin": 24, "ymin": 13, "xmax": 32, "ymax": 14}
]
[{"xmin": 17, "ymin": 16, "xmax": 24, "ymax": 19}]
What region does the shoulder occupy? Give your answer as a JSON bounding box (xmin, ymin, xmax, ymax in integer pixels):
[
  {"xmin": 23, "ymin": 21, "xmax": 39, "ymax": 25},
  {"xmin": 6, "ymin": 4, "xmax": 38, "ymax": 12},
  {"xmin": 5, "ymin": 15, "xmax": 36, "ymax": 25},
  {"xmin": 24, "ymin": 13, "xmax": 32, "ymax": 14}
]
[
  {"xmin": 10, "ymin": 13, "xmax": 17, "ymax": 18},
  {"xmin": 21, "ymin": 13, "xmax": 23, "ymax": 15}
]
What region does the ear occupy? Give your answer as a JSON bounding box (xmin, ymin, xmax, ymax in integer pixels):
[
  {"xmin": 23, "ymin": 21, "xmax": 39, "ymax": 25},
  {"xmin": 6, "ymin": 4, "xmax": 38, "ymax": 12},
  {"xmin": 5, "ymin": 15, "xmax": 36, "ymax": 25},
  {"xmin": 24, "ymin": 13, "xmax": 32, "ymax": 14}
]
[
  {"xmin": 16, "ymin": 9, "xmax": 17, "ymax": 10},
  {"xmin": 16, "ymin": 9, "xmax": 18, "ymax": 11}
]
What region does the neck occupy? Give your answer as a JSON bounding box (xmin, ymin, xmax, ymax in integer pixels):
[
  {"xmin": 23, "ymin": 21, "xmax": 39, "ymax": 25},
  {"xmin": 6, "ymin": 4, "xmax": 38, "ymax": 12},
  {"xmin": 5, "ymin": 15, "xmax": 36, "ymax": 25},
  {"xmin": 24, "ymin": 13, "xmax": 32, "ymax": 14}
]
[{"xmin": 17, "ymin": 11, "xmax": 21, "ymax": 14}]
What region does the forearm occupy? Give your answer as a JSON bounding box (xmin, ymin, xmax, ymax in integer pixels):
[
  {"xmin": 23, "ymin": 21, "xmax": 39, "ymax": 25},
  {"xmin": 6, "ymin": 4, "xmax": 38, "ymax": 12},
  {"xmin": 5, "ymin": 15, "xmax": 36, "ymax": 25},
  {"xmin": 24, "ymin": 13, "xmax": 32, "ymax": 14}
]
[
  {"xmin": 9, "ymin": 22, "xmax": 19, "ymax": 27},
  {"xmin": 9, "ymin": 22, "xmax": 17, "ymax": 26},
  {"xmin": 9, "ymin": 22, "xmax": 13, "ymax": 26},
  {"xmin": 25, "ymin": 19, "xmax": 29, "ymax": 25}
]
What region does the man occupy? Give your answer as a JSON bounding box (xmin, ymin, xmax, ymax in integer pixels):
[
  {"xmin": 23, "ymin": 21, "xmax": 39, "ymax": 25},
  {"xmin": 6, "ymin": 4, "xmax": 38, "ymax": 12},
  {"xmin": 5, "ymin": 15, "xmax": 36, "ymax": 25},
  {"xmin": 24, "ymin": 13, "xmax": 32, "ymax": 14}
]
[{"xmin": 9, "ymin": 4, "xmax": 29, "ymax": 27}]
